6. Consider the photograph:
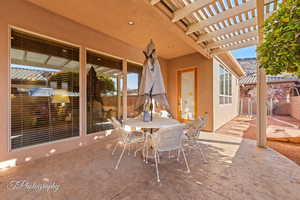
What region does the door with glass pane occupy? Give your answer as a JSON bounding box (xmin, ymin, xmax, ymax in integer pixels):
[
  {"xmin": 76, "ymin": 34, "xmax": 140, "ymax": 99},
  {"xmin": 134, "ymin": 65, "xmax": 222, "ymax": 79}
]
[{"xmin": 177, "ymin": 68, "xmax": 197, "ymax": 122}]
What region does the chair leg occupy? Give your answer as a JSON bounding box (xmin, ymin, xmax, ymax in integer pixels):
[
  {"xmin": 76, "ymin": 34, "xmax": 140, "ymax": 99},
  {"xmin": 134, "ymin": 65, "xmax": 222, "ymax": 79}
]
[
  {"xmin": 134, "ymin": 145, "xmax": 143, "ymax": 157},
  {"xmin": 143, "ymin": 134, "xmax": 148, "ymax": 163},
  {"xmin": 112, "ymin": 142, "xmax": 119, "ymax": 155},
  {"xmin": 181, "ymin": 148, "xmax": 190, "ymax": 173},
  {"xmin": 146, "ymin": 139, "xmax": 149, "ymax": 164},
  {"xmin": 115, "ymin": 143, "xmax": 127, "ymax": 170},
  {"xmin": 128, "ymin": 144, "xmax": 131, "ymax": 155},
  {"xmin": 154, "ymin": 151, "xmax": 160, "ymax": 182},
  {"xmin": 198, "ymin": 143, "xmax": 208, "ymax": 163},
  {"xmin": 177, "ymin": 149, "xmax": 180, "ymax": 161}
]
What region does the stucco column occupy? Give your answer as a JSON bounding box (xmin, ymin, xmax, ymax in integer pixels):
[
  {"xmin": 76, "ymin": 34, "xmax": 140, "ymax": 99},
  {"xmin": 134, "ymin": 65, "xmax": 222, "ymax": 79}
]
[
  {"xmin": 80, "ymin": 47, "xmax": 86, "ymax": 136},
  {"xmin": 0, "ymin": 24, "xmax": 10, "ymax": 156},
  {"xmin": 122, "ymin": 59, "xmax": 127, "ymax": 122},
  {"xmin": 256, "ymin": 0, "xmax": 267, "ymax": 147}
]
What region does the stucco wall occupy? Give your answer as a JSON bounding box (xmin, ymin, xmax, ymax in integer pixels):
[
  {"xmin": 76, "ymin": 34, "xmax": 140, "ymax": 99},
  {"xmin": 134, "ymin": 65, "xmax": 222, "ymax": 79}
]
[
  {"xmin": 166, "ymin": 53, "xmax": 214, "ymax": 131},
  {"xmin": 290, "ymin": 96, "xmax": 300, "ymax": 120},
  {"xmin": 0, "ymin": 0, "xmax": 147, "ymax": 164},
  {"xmin": 213, "ymin": 57, "xmax": 240, "ymax": 131}
]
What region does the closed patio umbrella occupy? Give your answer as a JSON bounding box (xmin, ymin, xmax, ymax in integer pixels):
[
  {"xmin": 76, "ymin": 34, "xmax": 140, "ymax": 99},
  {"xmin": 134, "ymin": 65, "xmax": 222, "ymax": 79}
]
[{"xmin": 136, "ymin": 40, "xmax": 169, "ymax": 120}]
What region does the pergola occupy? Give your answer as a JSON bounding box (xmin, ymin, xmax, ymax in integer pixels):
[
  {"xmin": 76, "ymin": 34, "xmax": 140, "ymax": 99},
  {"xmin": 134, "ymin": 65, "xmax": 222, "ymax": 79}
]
[{"xmin": 148, "ymin": 0, "xmax": 281, "ymax": 147}]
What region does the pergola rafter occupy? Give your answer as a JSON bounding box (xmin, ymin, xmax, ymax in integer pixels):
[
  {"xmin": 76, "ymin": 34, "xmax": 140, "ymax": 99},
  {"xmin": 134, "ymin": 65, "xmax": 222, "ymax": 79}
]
[
  {"xmin": 207, "ymin": 31, "xmax": 258, "ymax": 49},
  {"xmin": 186, "ymin": 0, "xmax": 258, "ymax": 35},
  {"xmin": 149, "ymin": 0, "xmax": 280, "ymax": 54},
  {"xmin": 211, "ymin": 39, "xmax": 258, "ymax": 54}
]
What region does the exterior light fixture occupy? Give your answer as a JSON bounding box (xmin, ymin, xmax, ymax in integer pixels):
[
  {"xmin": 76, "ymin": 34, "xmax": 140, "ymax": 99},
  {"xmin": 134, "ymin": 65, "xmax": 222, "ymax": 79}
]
[{"xmin": 128, "ymin": 21, "xmax": 135, "ymax": 25}]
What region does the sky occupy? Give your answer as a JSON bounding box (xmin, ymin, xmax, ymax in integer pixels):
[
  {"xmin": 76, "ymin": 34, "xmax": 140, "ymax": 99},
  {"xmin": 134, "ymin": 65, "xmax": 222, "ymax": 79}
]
[{"xmin": 231, "ymin": 45, "xmax": 257, "ymax": 59}]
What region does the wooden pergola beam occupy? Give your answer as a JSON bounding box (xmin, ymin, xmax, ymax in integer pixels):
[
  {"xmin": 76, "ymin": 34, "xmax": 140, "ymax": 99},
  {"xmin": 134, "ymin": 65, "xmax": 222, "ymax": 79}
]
[
  {"xmin": 197, "ymin": 11, "xmax": 273, "ymax": 43},
  {"xmin": 186, "ymin": 0, "xmax": 273, "ymax": 35},
  {"xmin": 197, "ymin": 17, "xmax": 256, "ymax": 43},
  {"xmin": 211, "ymin": 39, "xmax": 258, "ymax": 54},
  {"xmin": 150, "ymin": 0, "xmax": 160, "ymax": 6},
  {"xmin": 172, "ymin": 0, "xmax": 213, "ymax": 22},
  {"xmin": 186, "ymin": 0, "xmax": 256, "ymax": 34},
  {"xmin": 206, "ymin": 31, "xmax": 258, "ymax": 49}
]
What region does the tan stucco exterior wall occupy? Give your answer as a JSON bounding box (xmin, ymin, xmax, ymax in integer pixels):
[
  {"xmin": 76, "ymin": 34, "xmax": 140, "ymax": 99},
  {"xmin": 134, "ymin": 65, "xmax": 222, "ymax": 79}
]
[
  {"xmin": 212, "ymin": 57, "xmax": 240, "ymax": 131},
  {"xmin": 166, "ymin": 53, "xmax": 214, "ymax": 131},
  {"xmin": 0, "ymin": 0, "xmax": 146, "ymax": 164}
]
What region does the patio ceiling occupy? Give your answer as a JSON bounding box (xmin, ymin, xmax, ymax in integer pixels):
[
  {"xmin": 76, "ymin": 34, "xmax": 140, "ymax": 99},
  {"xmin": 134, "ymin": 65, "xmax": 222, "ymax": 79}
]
[
  {"xmin": 151, "ymin": 0, "xmax": 282, "ymax": 55},
  {"xmin": 26, "ymin": 0, "xmax": 199, "ymax": 59}
]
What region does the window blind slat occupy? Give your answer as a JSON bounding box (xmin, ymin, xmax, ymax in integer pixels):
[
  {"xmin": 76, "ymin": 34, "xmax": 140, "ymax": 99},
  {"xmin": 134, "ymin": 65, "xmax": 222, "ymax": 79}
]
[{"xmin": 10, "ymin": 29, "xmax": 80, "ymax": 150}]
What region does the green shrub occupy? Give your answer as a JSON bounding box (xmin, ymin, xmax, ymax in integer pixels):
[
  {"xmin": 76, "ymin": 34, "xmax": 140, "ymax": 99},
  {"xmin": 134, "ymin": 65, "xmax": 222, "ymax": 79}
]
[{"xmin": 257, "ymin": 0, "xmax": 300, "ymax": 77}]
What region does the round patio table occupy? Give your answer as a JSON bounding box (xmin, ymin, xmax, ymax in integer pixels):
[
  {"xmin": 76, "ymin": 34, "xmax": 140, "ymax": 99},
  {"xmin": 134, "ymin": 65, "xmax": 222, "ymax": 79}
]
[{"xmin": 124, "ymin": 118, "xmax": 183, "ymax": 129}]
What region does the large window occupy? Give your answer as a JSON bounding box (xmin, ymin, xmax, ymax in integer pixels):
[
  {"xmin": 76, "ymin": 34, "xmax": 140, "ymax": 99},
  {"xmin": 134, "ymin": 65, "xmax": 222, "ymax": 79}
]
[
  {"xmin": 219, "ymin": 65, "xmax": 232, "ymax": 104},
  {"xmin": 10, "ymin": 29, "xmax": 80, "ymax": 149},
  {"xmin": 86, "ymin": 50, "xmax": 123, "ymax": 134}
]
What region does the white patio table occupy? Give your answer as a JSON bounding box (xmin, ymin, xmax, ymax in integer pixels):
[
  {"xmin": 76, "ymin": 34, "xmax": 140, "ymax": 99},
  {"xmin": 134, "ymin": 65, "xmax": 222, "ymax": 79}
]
[
  {"xmin": 124, "ymin": 118, "xmax": 183, "ymax": 129},
  {"xmin": 124, "ymin": 118, "xmax": 185, "ymax": 163}
]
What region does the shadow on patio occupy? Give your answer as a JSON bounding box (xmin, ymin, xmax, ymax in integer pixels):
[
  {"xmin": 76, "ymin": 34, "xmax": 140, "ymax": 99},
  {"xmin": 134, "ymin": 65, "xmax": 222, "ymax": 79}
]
[
  {"xmin": 217, "ymin": 115, "xmax": 300, "ymax": 165},
  {"xmin": 1, "ymin": 132, "xmax": 300, "ymax": 200}
]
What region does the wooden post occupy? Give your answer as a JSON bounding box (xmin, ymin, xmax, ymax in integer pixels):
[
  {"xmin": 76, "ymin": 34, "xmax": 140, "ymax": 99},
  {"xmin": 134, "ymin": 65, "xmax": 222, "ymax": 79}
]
[
  {"xmin": 256, "ymin": 0, "xmax": 267, "ymax": 147},
  {"xmin": 122, "ymin": 59, "xmax": 128, "ymax": 122}
]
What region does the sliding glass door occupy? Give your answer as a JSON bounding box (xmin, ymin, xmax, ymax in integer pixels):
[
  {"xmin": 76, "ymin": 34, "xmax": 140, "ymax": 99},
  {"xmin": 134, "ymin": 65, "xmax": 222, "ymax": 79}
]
[
  {"xmin": 86, "ymin": 50, "xmax": 123, "ymax": 134},
  {"xmin": 10, "ymin": 29, "xmax": 80, "ymax": 149}
]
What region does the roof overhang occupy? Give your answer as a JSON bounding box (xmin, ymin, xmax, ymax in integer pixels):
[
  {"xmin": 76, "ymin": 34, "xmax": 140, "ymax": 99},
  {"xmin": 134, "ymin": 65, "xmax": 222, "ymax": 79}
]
[{"xmin": 215, "ymin": 52, "xmax": 245, "ymax": 77}]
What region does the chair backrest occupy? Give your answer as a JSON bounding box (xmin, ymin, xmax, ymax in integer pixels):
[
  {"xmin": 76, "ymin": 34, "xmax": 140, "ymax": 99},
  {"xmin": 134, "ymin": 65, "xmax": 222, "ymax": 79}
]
[
  {"xmin": 153, "ymin": 125, "xmax": 185, "ymax": 152},
  {"xmin": 186, "ymin": 117, "xmax": 207, "ymax": 138},
  {"xmin": 110, "ymin": 117, "xmax": 122, "ymax": 129},
  {"xmin": 109, "ymin": 117, "xmax": 129, "ymax": 141}
]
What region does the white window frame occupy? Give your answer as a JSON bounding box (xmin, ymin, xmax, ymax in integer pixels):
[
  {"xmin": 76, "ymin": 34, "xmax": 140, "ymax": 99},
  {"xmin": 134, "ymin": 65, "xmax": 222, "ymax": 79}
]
[{"xmin": 219, "ymin": 65, "xmax": 233, "ymax": 105}]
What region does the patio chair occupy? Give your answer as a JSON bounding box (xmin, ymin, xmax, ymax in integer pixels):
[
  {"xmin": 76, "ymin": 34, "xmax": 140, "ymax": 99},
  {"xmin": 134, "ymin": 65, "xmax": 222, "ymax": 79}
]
[
  {"xmin": 151, "ymin": 125, "xmax": 190, "ymax": 182},
  {"xmin": 110, "ymin": 117, "xmax": 145, "ymax": 169},
  {"xmin": 183, "ymin": 117, "xmax": 208, "ymax": 163}
]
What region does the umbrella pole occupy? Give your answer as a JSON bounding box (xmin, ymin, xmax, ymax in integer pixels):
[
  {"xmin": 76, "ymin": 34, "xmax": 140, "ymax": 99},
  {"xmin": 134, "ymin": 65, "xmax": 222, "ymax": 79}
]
[{"xmin": 150, "ymin": 93, "xmax": 153, "ymax": 121}]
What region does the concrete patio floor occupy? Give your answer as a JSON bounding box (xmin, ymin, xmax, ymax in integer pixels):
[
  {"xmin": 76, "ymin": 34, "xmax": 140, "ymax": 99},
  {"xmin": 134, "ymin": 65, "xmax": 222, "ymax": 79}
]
[
  {"xmin": 216, "ymin": 115, "xmax": 300, "ymax": 165},
  {"xmin": 1, "ymin": 132, "xmax": 300, "ymax": 200}
]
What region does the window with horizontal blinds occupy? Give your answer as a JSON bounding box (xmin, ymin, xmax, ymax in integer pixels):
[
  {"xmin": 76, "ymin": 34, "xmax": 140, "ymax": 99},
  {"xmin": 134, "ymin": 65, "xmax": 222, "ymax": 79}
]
[
  {"xmin": 86, "ymin": 50, "xmax": 123, "ymax": 134},
  {"xmin": 10, "ymin": 29, "xmax": 80, "ymax": 150}
]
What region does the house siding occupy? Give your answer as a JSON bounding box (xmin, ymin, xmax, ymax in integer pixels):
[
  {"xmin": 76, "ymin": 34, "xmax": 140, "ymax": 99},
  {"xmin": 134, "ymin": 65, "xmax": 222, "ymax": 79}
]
[
  {"xmin": 0, "ymin": 0, "xmax": 145, "ymax": 164},
  {"xmin": 213, "ymin": 57, "xmax": 240, "ymax": 131}
]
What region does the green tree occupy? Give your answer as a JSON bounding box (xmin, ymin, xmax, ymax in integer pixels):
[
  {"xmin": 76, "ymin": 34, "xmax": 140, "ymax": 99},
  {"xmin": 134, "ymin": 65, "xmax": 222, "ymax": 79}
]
[{"xmin": 257, "ymin": 0, "xmax": 300, "ymax": 77}]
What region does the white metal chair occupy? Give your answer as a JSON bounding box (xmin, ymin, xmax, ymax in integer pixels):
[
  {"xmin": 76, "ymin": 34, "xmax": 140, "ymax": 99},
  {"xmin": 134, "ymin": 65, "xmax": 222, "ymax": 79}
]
[
  {"xmin": 183, "ymin": 117, "xmax": 208, "ymax": 163},
  {"xmin": 110, "ymin": 117, "xmax": 145, "ymax": 169},
  {"xmin": 151, "ymin": 125, "xmax": 190, "ymax": 182}
]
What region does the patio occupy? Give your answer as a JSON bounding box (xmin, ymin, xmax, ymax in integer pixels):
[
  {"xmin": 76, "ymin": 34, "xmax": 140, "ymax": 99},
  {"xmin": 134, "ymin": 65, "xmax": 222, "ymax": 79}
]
[
  {"xmin": 1, "ymin": 132, "xmax": 300, "ymax": 200},
  {"xmin": 216, "ymin": 115, "xmax": 300, "ymax": 165}
]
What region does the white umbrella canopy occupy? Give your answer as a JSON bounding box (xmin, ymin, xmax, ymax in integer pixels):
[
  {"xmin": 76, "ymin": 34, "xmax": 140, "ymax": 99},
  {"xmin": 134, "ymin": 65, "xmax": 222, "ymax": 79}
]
[{"xmin": 136, "ymin": 40, "xmax": 169, "ymax": 109}]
